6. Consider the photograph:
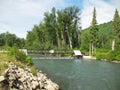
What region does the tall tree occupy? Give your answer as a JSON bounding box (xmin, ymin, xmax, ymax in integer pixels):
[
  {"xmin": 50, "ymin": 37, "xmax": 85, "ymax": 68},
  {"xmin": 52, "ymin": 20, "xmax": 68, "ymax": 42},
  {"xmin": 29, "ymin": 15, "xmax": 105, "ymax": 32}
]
[
  {"xmin": 112, "ymin": 9, "xmax": 120, "ymax": 50},
  {"xmin": 89, "ymin": 7, "xmax": 99, "ymax": 55},
  {"xmin": 26, "ymin": 6, "xmax": 81, "ymax": 50},
  {"xmin": 44, "ymin": 7, "xmax": 57, "ymax": 48},
  {"xmin": 57, "ymin": 6, "xmax": 81, "ymax": 49}
]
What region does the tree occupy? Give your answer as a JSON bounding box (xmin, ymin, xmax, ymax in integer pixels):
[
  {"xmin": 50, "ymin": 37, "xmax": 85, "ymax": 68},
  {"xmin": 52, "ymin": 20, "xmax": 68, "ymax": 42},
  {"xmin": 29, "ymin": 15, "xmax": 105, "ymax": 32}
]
[
  {"xmin": 80, "ymin": 30, "xmax": 90, "ymax": 51},
  {"xmin": 44, "ymin": 7, "xmax": 57, "ymax": 48},
  {"xmin": 26, "ymin": 6, "xmax": 81, "ymax": 50},
  {"xmin": 57, "ymin": 6, "xmax": 81, "ymax": 49},
  {"xmin": 26, "ymin": 25, "xmax": 45, "ymax": 50},
  {"xmin": 89, "ymin": 7, "xmax": 99, "ymax": 55},
  {"xmin": 0, "ymin": 32, "xmax": 25, "ymax": 48},
  {"xmin": 112, "ymin": 9, "xmax": 120, "ymax": 50}
]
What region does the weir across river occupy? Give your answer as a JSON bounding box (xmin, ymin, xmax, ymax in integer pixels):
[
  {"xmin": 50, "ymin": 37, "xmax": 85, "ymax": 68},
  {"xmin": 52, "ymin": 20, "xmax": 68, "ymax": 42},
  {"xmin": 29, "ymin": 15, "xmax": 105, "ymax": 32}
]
[
  {"xmin": 27, "ymin": 50, "xmax": 74, "ymax": 55},
  {"xmin": 27, "ymin": 50, "xmax": 83, "ymax": 59}
]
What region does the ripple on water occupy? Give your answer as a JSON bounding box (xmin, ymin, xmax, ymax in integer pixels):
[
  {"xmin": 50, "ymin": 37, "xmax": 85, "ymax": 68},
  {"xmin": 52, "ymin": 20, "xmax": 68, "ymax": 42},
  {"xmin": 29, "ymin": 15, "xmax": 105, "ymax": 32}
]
[{"xmin": 32, "ymin": 58, "xmax": 120, "ymax": 90}]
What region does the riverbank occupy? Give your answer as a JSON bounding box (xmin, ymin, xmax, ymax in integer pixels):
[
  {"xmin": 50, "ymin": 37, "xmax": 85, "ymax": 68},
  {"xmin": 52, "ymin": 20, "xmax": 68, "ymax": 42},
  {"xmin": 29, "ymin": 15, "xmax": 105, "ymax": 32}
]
[
  {"xmin": 83, "ymin": 55, "xmax": 120, "ymax": 63},
  {"xmin": 0, "ymin": 52, "xmax": 59, "ymax": 90},
  {"xmin": 0, "ymin": 64, "xmax": 59, "ymax": 90},
  {"xmin": 83, "ymin": 55, "xmax": 96, "ymax": 60}
]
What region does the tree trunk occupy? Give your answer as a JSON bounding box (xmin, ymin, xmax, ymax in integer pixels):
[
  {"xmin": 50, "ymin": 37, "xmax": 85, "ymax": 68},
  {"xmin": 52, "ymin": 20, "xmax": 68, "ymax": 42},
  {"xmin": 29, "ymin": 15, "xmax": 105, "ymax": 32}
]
[
  {"xmin": 56, "ymin": 29, "xmax": 60, "ymax": 48},
  {"xmin": 91, "ymin": 43, "xmax": 94, "ymax": 54},
  {"xmin": 89, "ymin": 43, "xmax": 91, "ymax": 56},
  {"xmin": 61, "ymin": 30, "xmax": 65, "ymax": 49},
  {"xmin": 112, "ymin": 39, "xmax": 115, "ymax": 50},
  {"xmin": 77, "ymin": 32, "xmax": 81, "ymax": 47},
  {"xmin": 66, "ymin": 29, "xmax": 72, "ymax": 49}
]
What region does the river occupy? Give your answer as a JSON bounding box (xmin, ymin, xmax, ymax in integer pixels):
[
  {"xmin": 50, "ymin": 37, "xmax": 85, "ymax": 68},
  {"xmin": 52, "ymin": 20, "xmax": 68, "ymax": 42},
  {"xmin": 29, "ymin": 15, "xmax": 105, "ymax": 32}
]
[{"xmin": 32, "ymin": 56, "xmax": 120, "ymax": 90}]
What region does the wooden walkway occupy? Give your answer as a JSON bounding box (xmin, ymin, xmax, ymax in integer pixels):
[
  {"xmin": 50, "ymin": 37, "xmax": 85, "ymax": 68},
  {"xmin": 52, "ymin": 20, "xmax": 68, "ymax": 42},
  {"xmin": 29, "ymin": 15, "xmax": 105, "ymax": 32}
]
[
  {"xmin": 32, "ymin": 56, "xmax": 74, "ymax": 60},
  {"xmin": 28, "ymin": 50, "xmax": 83, "ymax": 59},
  {"xmin": 27, "ymin": 50, "xmax": 74, "ymax": 55}
]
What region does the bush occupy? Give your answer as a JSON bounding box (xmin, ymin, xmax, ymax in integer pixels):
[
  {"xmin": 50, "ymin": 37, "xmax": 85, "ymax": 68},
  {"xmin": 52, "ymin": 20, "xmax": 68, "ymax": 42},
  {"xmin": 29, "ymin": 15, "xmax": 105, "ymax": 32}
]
[
  {"xmin": 115, "ymin": 55, "xmax": 120, "ymax": 61},
  {"xmin": 96, "ymin": 53, "xmax": 106, "ymax": 60},
  {"xmin": 30, "ymin": 66, "xmax": 37, "ymax": 76},
  {"xmin": 8, "ymin": 46, "xmax": 33, "ymax": 65},
  {"xmin": 8, "ymin": 46, "xmax": 26, "ymax": 62},
  {"xmin": 25, "ymin": 56, "xmax": 33, "ymax": 66},
  {"xmin": 96, "ymin": 48, "xmax": 110, "ymax": 53},
  {"xmin": 95, "ymin": 49, "xmax": 120, "ymax": 61},
  {"xmin": 106, "ymin": 50, "xmax": 120, "ymax": 61}
]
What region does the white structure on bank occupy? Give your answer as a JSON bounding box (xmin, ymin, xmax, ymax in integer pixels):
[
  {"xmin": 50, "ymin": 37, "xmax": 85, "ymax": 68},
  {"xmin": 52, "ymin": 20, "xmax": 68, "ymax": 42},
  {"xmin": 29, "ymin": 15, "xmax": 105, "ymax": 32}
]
[
  {"xmin": 74, "ymin": 50, "xmax": 82, "ymax": 56},
  {"xmin": 73, "ymin": 50, "xmax": 82, "ymax": 58},
  {"xmin": 19, "ymin": 49, "xmax": 28, "ymax": 55}
]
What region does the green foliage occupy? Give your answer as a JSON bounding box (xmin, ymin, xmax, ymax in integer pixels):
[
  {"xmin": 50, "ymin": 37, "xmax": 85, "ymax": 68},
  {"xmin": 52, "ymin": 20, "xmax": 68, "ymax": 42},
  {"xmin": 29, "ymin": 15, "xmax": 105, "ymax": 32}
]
[
  {"xmin": 0, "ymin": 32, "xmax": 25, "ymax": 48},
  {"xmin": 8, "ymin": 46, "xmax": 24, "ymax": 62},
  {"xmin": 81, "ymin": 21, "xmax": 113, "ymax": 52},
  {"xmin": 0, "ymin": 53, "xmax": 14, "ymax": 74},
  {"xmin": 96, "ymin": 48, "xmax": 110, "ymax": 53},
  {"xmin": 26, "ymin": 6, "xmax": 81, "ymax": 50},
  {"xmin": 96, "ymin": 53, "xmax": 106, "ymax": 60},
  {"xmin": 8, "ymin": 46, "xmax": 33, "ymax": 65},
  {"xmin": 25, "ymin": 56, "xmax": 33, "ymax": 66},
  {"xmin": 30, "ymin": 66, "xmax": 37, "ymax": 76},
  {"xmin": 0, "ymin": 61, "xmax": 8, "ymax": 74},
  {"xmin": 89, "ymin": 7, "xmax": 99, "ymax": 54},
  {"xmin": 106, "ymin": 50, "xmax": 120, "ymax": 61},
  {"xmin": 96, "ymin": 49, "xmax": 120, "ymax": 61},
  {"xmin": 80, "ymin": 30, "xmax": 90, "ymax": 51},
  {"xmin": 113, "ymin": 9, "xmax": 120, "ymax": 49},
  {"xmin": 95, "ymin": 48, "xmax": 109, "ymax": 60},
  {"xmin": 0, "ymin": 53, "xmax": 35, "ymax": 75}
]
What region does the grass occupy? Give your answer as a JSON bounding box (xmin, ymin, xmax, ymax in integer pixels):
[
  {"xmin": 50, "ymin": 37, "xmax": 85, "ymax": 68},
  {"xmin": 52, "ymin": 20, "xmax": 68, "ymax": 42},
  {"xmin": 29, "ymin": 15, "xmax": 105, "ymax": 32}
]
[
  {"xmin": 0, "ymin": 52, "xmax": 37, "ymax": 76},
  {"xmin": 0, "ymin": 53, "xmax": 11, "ymax": 75},
  {"xmin": 95, "ymin": 48, "xmax": 120, "ymax": 61}
]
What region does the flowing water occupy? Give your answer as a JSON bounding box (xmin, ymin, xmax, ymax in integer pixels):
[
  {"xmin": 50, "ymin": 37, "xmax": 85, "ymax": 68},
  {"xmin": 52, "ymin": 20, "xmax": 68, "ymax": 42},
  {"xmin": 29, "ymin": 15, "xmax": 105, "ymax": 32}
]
[{"xmin": 32, "ymin": 55, "xmax": 120, "ymax": 90}]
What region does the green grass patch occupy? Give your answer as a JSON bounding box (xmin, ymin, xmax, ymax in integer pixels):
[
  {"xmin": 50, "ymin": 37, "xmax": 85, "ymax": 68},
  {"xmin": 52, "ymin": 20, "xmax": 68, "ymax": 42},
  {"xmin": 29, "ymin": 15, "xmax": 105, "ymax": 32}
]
[
  {"xmin": 0, "ymin": 46, "xmax": 34, "ymax": 75},
  {"xmin": 95, "ymin": 49, "xmax": 120, "ymax": 61},
  {"xmin": 30, "ymin": 66, "xmax": 37, "ymax": 76}
]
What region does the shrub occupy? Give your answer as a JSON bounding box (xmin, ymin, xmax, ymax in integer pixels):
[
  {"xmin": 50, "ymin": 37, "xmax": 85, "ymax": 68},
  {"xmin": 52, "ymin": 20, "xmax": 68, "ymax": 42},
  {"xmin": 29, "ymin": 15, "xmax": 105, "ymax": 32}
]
[
  {"xmin": 25, "ymin": 56, "xmax": 33, "ymax": 66},
  {"xmin": 106, "ymin": 50, "xmax": 120, "ymax": 61},
  {"xmin": 96, "ymin": 53, "xmax": 106, "ymax": 60},
  {"xmin": 96, "ymin": 48, "xmax": 110, "ymax": 53},
  {"xmin": 30, "ymin": 66, "xmax": 37, "ymax": 76},
  {"xmin": 8, "ymin": 46, "xmax": 33, "ymax": 65},
  {"xmin": 115, "ymin": 55, "xmax": 120, "ymax": 61},
  {"xmin": 8, "ymin": 46, "xmax": 26, "ymax": 62}
]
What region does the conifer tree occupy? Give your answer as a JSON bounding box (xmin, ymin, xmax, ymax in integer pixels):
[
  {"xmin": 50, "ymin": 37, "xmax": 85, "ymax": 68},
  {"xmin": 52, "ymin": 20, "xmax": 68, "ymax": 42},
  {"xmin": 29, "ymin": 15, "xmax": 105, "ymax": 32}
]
[
  {"xmin": 112, "ymin": 9, "xmax": 120, "ymax": 50},
  {"xmin": 89, "ymin": 7, "xmax": 99, "ymax": 55}
]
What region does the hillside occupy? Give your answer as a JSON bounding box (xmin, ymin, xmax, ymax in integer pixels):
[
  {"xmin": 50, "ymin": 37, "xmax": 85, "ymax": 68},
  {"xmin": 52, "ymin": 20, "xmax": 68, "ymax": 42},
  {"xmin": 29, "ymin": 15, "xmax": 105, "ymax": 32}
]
[{"xmin": 81, "ymin": 21, "xmax": 113, "ymax": 51}]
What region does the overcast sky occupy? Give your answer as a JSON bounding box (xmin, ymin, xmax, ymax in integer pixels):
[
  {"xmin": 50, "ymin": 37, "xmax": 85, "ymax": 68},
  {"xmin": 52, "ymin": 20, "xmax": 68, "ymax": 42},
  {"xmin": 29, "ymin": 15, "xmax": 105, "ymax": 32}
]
[{"xmin": 0, "ymin": 0, "xmax": 120, "ymax": 38}]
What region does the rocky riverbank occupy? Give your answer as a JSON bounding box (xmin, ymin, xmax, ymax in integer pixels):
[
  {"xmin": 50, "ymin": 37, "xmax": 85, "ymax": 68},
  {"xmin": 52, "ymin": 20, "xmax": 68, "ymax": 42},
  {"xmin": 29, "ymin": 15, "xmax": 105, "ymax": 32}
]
[{"xmin": 0, "ymin": 65, "xmax": 59, "ymax": 90}]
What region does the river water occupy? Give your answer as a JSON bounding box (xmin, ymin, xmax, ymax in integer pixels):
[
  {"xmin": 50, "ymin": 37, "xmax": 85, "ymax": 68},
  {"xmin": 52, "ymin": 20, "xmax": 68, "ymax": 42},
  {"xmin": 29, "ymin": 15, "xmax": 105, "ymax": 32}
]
[{"xmin": 32, "ymin": 56, "xmax": 120, "ymax": 90}]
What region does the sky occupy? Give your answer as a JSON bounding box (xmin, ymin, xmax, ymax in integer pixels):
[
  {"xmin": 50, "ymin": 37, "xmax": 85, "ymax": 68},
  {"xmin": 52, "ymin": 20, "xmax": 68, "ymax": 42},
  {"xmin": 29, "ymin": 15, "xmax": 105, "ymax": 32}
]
[{"xmin": 0, "ymin": 0, "xmax": 120, "ymax": 38}]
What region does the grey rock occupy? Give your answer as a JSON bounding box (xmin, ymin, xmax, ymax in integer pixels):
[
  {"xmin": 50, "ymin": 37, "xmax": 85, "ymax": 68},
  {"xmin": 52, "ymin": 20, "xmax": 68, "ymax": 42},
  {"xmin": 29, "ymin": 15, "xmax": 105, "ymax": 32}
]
[
  {"xmin": 0, "ymin": 76, "xmax": 5, "ymax": 82},
  {"xmin": 1, "ymin": 65, "xmax": 59, "ymax": 90}
]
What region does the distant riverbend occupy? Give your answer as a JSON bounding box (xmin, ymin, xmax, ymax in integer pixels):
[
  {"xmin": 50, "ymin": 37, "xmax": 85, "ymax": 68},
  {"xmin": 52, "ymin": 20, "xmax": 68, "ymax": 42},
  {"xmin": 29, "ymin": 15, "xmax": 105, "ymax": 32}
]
[{"xmin": 32, "ymin": 55, "xmax": 120, "ymax": 90}]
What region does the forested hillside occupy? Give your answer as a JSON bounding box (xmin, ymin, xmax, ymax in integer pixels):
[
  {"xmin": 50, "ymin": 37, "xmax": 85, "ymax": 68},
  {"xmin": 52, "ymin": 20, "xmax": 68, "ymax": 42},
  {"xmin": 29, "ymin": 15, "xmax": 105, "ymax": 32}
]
[{"xmin": 81, "ymin": 21, "xmax": 113, "ymax": 52}]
